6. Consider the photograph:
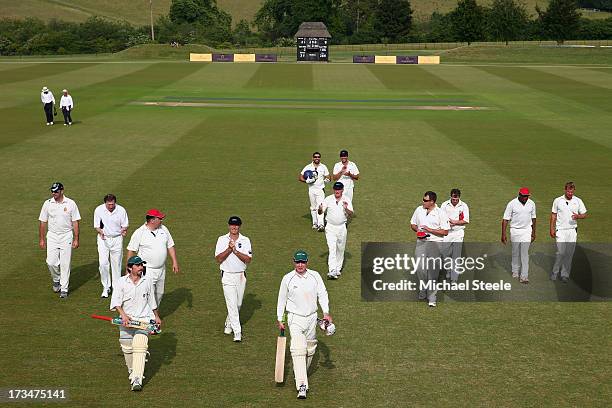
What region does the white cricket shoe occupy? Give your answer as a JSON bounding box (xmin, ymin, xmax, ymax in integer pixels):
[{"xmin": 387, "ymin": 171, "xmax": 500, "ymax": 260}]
[
  {"xmin": 101, "ymin": 288, "xmax": 109, "ymax": 298},
  {"xmin": 64, "ymin": 123, "xmax": 67, "ymax": 126},
  {"xmin": 50, "ymin": 122, "xmax": 54, "ymax": 125},
  {"xmin": 428, "ymin": 301, "xmax": 437, "ymax": 308},
  {"xmin": 224, "ymin": 325, "xmax": 232, "ymax": 335},
  {"xmin": 131, "ymin": 377, "xmax": 142, "ymax": 391},
  {"xmin": 233, "ymin": 333, "xmax": 241, "ymax": 342},
  {"xmin": 46, "ymin": 122, "xmax": 50, "ymax": 126},
  {"xmin": 297, "ymin": 384, "xmax": 307, "ymax": 399},
  {"xmin": 312, "ymin": 224, "xmax": 318, "ymax": 230},
  {"xmin": 68, "ymin": 122, "xmax": 72, "ymax": 125}
]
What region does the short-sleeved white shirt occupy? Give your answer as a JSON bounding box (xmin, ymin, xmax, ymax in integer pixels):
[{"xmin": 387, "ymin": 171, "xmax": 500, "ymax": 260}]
[
  {"xmin": 301, "ymin": 162, "xmax": 329, "ymax": 190},
  {"xmin": 552, "ymin": 195, "xmax": 587, "ymax": 230},
  {"xmin": 38, "ymin": 196, "xmax": 81, "ymax": 235},
  {"xmin": 127, "ymin": 224, "xmax": 175, "ymax": 269},
  {"xmin": 321, "ymin": 194, "xmax": 353, "ymax": 226},
  {"xmin": 277, "ymin": 269, "xmax": 329, "ymax": 321},
  {"xmin": 503, "ymin": 198, "xmax": 536, "ymax": 229},
  {"xmin": 410, "ymin": 205, "xmax": 450, "ymax": 242},
  {"xmin": 440, "ymin": 199, "xmax": 470, "ymax": 232},
  {"xmin": 110, "ymin": 274, "xmax": 157, "ymax": 320},
  {"xmin": 333, "ymin": 161, "xmax": 359, "ymax": 191},
  {"xmin": 59, "ymin": 95, "xmax": 74, "ymax": 109},
  {"xmin": 93, "ymin": 204, "xmax": 128, "ymax": 237},
  {"xmin": 215, "ymin": 233, "xmax": 252, "ymax": 272}
]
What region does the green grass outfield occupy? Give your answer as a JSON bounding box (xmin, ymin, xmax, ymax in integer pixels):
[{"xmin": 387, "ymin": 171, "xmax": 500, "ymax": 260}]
[{"xmin": 0, "ymin": 47, "xmax": 611, "ymax": 407}]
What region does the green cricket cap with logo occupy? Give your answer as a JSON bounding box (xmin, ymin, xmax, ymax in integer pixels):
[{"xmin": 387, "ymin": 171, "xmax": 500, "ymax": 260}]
[
  {"xmin": 127, "ymin": 256, "xmax": 146, "ymax": 265},
  {"xmin": 293, "ymin": 250, "xmax": 308, "ymax": 262}
]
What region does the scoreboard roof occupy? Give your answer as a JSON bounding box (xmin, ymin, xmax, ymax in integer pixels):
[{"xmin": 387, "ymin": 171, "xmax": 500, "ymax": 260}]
[{"xmin": 294, "ymin": 22, "xmax": 332, "ymax": 39}]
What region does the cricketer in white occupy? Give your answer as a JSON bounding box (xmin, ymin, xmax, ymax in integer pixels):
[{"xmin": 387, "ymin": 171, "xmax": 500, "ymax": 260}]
[
  {"xmin": 299, "ymin": 151, "xmax": 330, "ymax": 231},
  {"xmin": 110, "ymin": 255, "xmax": 161, "ymax": 392},
  {"xmin": 319, "ymin": 181, "xmax": 354, "ymax": 279},
  {"xmin": 277, "ymin": 250, "xmax": 332, "ymax": 399},
  {"xmin": 215, "ymin": 216, "xmax": 252, "ymax": 343}
]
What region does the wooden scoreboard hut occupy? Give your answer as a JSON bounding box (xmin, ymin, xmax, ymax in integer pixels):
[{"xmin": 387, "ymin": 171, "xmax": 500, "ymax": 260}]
[{"xmin": 295, "ymin": 22, "xmax": 331, "ymax": 62}]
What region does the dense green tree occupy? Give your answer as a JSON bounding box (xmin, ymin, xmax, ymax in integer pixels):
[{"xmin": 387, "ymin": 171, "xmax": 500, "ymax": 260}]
[
  {"xmin": 488, "ymin": 0, "xmax": 529, "ymax": 44},
  {"xmin": 373, "ymin": 0, "xmax": 413, "ymax": 42},
  {"xmin": 536, "ymin": 0, "xmax": 581, "ymax": 44},
  {"xmin": 449, "ymin": 0, "xmax": 485, "ymax": 45}
]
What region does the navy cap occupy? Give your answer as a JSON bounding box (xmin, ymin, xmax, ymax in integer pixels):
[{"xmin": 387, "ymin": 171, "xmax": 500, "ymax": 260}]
[
  {"xmin": 339, "ymin": 150, "xmax": 349, "ymax": 157},
  {"xmin": 50, "ymin": 182, "xmax": 64, "ymax": 192},
  {"xmin": 228, "ymin": 216, "xmax": 242, "ymax": 225},
  {"xmin": 127, "ymin": 255, "xmax": 146, "ymax": 265},
  {"xmin": 333, "ymin": 182, "xmax": 344, "ymax": 190}
]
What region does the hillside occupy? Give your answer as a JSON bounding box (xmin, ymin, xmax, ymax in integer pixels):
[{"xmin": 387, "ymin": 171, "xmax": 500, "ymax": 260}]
[{"xmin": 0, "ymin": 0, "xmax": 609, "ymax": 26}]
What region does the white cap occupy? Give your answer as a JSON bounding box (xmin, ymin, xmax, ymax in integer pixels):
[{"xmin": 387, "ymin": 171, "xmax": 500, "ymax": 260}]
[
  {"xmin": 42, "ymin": 86, "xmax": 48, "ymax": 92},
  {"xmin": 62, "ymin": 89, "xmax": 67, "ymax": 93}
]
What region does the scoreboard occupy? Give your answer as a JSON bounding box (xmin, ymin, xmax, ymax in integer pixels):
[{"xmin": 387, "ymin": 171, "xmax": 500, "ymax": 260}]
[{"xmin": 297, "ymin": 37, "xmax": 329, "ymax": 62}]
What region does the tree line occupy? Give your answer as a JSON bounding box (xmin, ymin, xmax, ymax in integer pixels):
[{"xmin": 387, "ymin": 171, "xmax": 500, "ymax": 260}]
[{"xmin": 0, "ymin": 0, "xmax": 611, "ymax": 56}]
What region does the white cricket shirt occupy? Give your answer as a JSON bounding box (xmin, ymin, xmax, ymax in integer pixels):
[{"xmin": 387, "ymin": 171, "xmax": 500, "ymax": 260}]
[
  {"xmin": 321, "ymin": 194, "xmax": 353, "ymax": 226},
  {"xmin": 93, "ymin": 204, "xmax": 128, "ymax": 237},
  {"xmin": 110, "ymin": 274, "xmax": 157, "ymax": 320},
  {"xmin": 41, "ymin": 91, "xmax": 55, "ymax": 104},
  {"xmin": 503, "ymin": 198, "xmax": 536, "ymax": 229},
  {"xmin": 38, "ymin": 196, "xmax": 81, "ymax": 234},
  {"xmin": 59, "ymin": 95, "xmax": 74, "ymax": 109},
  {"xmin": 552, "ymin": 195, "xmax": 587, "ymax": 230},
  {"xmin": 440, "ymin": 199, "xmax": 470, "ymax": 232},
  {"xmin": 127, "ymin": 224, "xmax": 175, "ymax": 269},
  {"xmin": 333, "ymin": 161, "xmax": 359, "ymax": 190},
  {"xmin": 410, "ymin": 205, "xmax": 450, "ymax": 242},
  {"xmin": 277, "ymin": 269, "xmax": 329, "ymax": 321},
  {"xmin": 215, "ymin": 233, "xmax": 252, "ymax": 272},
  {"xmin": 301, "ymin": 162, "xmax": 329, "ymax": 190}
]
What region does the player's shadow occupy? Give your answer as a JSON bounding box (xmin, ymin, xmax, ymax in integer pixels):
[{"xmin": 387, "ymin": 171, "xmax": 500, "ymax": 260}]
[
  {"xmin": 240, "ymin": 293, "xmax": 261, "ymax": 327},
  {"xmin": 310, "ymin": 338, "xmax": 335, "ymax": 378},
  {"xmin": 145, "ymin": 331, "xmax": 177, "ymax": 385},
  {"xmin": 69, "ymin": 262, "xmax": 98, "ymax": 294},
  {"xmin": 159, "ymin": 287, "xmax": 193, "ymax": 318}
]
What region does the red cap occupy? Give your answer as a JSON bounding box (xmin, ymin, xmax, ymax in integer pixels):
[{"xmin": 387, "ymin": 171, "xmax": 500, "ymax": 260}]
[
  {"xmin": 518, "ymin": 187, "xmax": 530, "ymax": 196},
  {"xmin": 146, "ymin": 208, "xmax": 165, "ymax": 219},
  {"xmin": 416, "ymin": 231, "xmax": 427, "ymax": 239}
]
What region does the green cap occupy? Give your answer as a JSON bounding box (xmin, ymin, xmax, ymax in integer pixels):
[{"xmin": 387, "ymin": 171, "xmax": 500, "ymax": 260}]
[
  {"xmin": 127, "ymin": 255, "xmax": 146, "ymax": 265},
  {"xmin": 293, "ymin": 250, "xmax": 308, "ymax": 262}
]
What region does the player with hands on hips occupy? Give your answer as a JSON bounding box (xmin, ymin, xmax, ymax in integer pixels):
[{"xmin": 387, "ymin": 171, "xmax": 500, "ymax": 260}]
[
  {"xmin": 277, "ymin": 250, "xmax": 332, "ymax": 399},
  {"xmin": 110, "ymin": 255, "xmax": 161, "ymax": 392},
  {"xmin": 299, "ymin": 152, "xmax": 330, "ymax": 231},
  {"xmin": 318, "ymin": 182, "xmax": 354, "ymax": 279}
]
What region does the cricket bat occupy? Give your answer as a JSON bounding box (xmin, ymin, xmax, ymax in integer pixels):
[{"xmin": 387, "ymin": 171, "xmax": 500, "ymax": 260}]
[
  {"xmin": 91, "ymin": 314, "xmax": 161, "ymax": 335},
  {"xmin": 274, "ymin": 327, "xmax": 286, "ymax": 383}
]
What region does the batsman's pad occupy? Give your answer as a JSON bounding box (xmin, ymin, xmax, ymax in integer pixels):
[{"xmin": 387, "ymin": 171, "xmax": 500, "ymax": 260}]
[
  {"xmin": 306, "ymin": 340, "xmax": 317, "ymax": 369},
  {"xmin": 131, "ymin": 334, "xmax": 149, "ymax": 380},
  {"xmin": 119, "ymin": 339, "xmax": 133, "ymax": 372},
  {"xmin": 290, "ymin": 334, "xmax": 308, "ymax": 390}
]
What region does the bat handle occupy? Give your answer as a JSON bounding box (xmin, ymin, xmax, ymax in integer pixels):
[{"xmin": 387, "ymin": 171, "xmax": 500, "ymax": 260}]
[{"xmin": 280, "ymin": 328, "xmax": 285, "ymax": 337}]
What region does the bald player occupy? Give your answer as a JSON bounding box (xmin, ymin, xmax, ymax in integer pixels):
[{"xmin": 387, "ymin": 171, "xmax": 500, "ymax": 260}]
[
  {"xmin": 110, "ymin": 255, "xmax": 161, "ymax": 391},
  {"xmin": 502, "ymin": 188, "xmax": 536, "ymax": 284},
  {"xmin": 550, "ymin": 182, "xmax": 587, "ymax": 283},
  {"xmin": 277, "ymin": 250, "xmax": 332, "ymax": 399},
  {"xmin": 38, "ymin": 182, "xmax": 81, "ymax": 298}
]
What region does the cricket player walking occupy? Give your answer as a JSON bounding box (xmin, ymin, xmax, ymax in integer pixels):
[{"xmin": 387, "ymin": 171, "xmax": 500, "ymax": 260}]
[
  {"xmin": 94, "ymin": 194, "xmax": 129, "ymax": 298},
  {"xmin": 332, "ymin": 150, "xmax": 359, "ymax": 201},
  {"xmin": 110, "ymin": 256, "xmax": 161, "ymax": 391},
  {"xmin": 215, "ymin": 216, "xmax": 252, "ymax": 342},
  {"xmin": 299, "ymin": 152, "xmax": 330, "ymax": 231},
  {"xmin": 440, "ymin": 189, "xmax": 470, "ymax": 282},
  {"xmin": 126, "ymin": 209, "xmax": 180, "ymax": 305},
  {"xmin": 410, "ymin": 191, "xmax": 449, "ymax": 307},
  {"xmin": 38, "ymin": 182, "xmax": 81, "ymax": 298},
  {"xmin": 501, "ymin": 188, "xmax": 536, "ymax": 284},
  {"xmin": 318, "ymin": 182, "xmax": 354, "ymax": 279},
  {"xmin": 550, "ymin": 182, "xmax": 587, "ymax": 283},
  {"xmin": 277, "ymin": 250, "xmax": 332, "ymax": 399}
]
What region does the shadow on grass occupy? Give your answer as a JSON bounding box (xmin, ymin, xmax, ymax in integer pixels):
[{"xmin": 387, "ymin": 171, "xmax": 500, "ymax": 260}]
[
  {"xmin": 145, "ymin": 331, "xmax": 177, "ymax": 385},
  {"xmin": 159, "ymin": 287, "xmax": 193, "ymax": 318},
  {"xmin": 70, "ymin": 262, "xmax": 98, "ymax": 294},
  {"xmin": 241, "ymin": 293, "xmax": 262, "ymax": 327}
]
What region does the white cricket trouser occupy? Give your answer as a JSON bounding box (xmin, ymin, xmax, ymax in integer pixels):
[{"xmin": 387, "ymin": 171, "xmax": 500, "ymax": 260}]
[
  {"xmin": 325, "ymin": 223, "xmax": 347, "ymax": 274},
  {"xmin": 510, "ymin": 227, "xmax": 531, "ymax": 278},
  {"xmin": 97, "ymin": 235, "xmax": 123, "ymax": 290},
  {"xmin": 344, "ymin": 185, "xmax": 354, "ymax": 201},
  {"xmin": 415, "ymin": 241, "xmax": 442, "ymax": 302},
  {"xmin": 146, "ymin": 265, "xmax": 166, "ymax": 306},
  {"xmin": 441, "ymin": 230, "xmax": 464, "ymax": 282},
  {"xmin": 46, "ymin": 231, "xmax": 73, "ymax": 292},
  {"xmin": 308, "ymin": 188, "xmax": 325, "ymax": 226},
  {"xmin": 552, "ymin": 228, "xmax": 577, "ymax": 279},
  {"xmin": 287, "ymin": 312, "xmax": 317, "ymax": 390},
  {"xmin": 222, "ymin": 271, "xmax": 246, "ymax": 335}
]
